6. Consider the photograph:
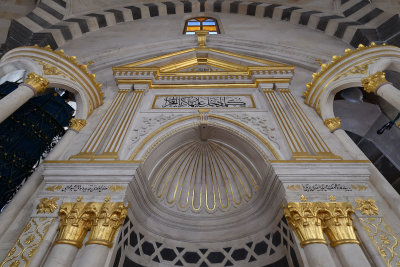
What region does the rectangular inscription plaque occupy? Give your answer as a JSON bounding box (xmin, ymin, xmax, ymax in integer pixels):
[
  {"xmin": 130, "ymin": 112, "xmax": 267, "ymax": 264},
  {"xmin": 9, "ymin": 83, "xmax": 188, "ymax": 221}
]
[{"xmin": 152, "ymin": 95, "xmax": 255, "ymax": 109}]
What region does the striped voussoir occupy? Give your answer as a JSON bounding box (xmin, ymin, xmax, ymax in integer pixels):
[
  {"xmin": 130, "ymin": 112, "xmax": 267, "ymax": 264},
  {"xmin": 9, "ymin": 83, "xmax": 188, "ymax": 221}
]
[{"xmin": 1, "ymin": 0, "xmax": 399, "ymax": 55}]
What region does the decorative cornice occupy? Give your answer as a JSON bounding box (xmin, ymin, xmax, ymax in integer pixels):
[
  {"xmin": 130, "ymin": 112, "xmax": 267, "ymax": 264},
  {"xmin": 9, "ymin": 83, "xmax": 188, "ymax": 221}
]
[
  {"xmin": 86, "ymin": 197, "xmax": 128, "ymax": 247},
  {"xmin": 361, "ymin": 71, "xmax": 388, "ymax": 94},
  {"xmin": 319, "ymin": 202, "xmax": 359, "ymax": 247},
  {"xmin": 355, "ymin": 198, "xmax": 379, "ymax": 216},
  {"xmin": 283, "ymin": 202, "xmax": 327, "ymax": 247},
  {"xmin": 69, "ymin": 118, "xmax": 87, "ymax": 132},
  {"xmin": 23, "ymin": 72, "xmax": 49, "ymax": 95},
  {"xmin": 324, "ymin": 117, "xmax": 341, "ymax": 132}
]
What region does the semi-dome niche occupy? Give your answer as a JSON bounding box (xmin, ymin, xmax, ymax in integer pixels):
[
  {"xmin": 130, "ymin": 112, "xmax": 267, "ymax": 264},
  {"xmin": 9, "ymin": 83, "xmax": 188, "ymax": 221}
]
[{"xmin": 151, "ymin": 140, "xmax": 259, "ymax": 214}]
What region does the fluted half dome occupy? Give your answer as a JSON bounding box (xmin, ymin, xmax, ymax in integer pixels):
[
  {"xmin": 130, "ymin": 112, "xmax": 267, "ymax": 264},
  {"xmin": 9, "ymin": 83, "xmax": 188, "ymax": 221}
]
[{"xmin": 150, "ymin": 140, "xmax": 259, "ymax": 214}]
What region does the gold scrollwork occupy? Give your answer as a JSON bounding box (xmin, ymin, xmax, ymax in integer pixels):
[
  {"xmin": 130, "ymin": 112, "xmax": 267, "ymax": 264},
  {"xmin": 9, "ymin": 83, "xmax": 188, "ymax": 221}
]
[
  {"xmin": 359, "ymin": 217, "xmax": 400, "ymax": 266},
  {"xmin": 361, "ymin": 71, "xmax": 388, "ymax": 94},
  {"xmin": 24, "ymin": 72, "xmax": 49, "ymax": 95},
  {"xmin": 69, "ymin": 119, "xmax": 87, "ymax": 132},
  {"xmin": 0, "ymin": 218, "xmax": 54, "ymax": 267},
  {"xmin": 287, "ymin": 185, "xmax": 301, "ymax": 191},
  {"xmin": 36, "ymin": 197, "xmax": 59, "ymax": 214},
  {"xmin": 355, "ymin": 198, "xmax": 379, "ymax": 215},
  {"xmin": 324, "ymin": 117, "xmax": 341, "ymax": 132}
]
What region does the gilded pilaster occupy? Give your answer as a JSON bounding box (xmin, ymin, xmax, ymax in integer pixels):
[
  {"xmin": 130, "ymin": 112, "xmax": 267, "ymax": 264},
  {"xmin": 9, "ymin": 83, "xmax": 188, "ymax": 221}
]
[
  {"xmin": 319, "ymin": 202, "xmax": 359, "ymax": 247},
  {"xmin": 86, "ymin": 198, "xmax": 128, "ymax": 247},
  {"xmin": 283, "ymin": 202, "xmax": 327, "ymax": 247},
  {"xmin": 361, "ymin": 71, "xmax": 388, "ymax": 94},
  {"xmin": 23, "ymin": 72, "xmax": 49, "ymax": 95},
  {"xmin": 69, "ymin": 119, "xmax": 87, "ymax": 132},
  {"xmin": 55, "ymin": 198, "xmax": 97, "ymax": 248}
]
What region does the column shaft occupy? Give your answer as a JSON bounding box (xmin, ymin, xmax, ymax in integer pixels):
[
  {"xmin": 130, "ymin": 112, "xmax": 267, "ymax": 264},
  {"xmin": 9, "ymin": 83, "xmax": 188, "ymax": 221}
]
[
  {"xmin": 46, "ymin": 129, "xmax": 78, "ymax": 160},
  {"xmin": 0, "ymin": 84, "xmax": 34, "ymax": 123},
  {"xmin": 376, "ymin": 83, "xmax": 400, "ymax": 110},
  {"xmin": 303, "ymin": 244, "xmax": 336, "ymax": 267},
  {"xmin": 335, "ymin": 244, "xmax": 371, "ymax": 267},
  {"xmin": 72, "ymin": 244, "xmax": 110, "ymax": 267},
  {"xmin": 43, "ymin": 244, "xmax": 78, "ymax": 267}
]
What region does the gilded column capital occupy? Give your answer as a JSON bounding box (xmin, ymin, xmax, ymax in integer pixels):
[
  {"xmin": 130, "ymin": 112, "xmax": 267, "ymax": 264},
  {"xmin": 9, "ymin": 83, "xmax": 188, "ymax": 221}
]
[
  {"xmin": 283, "ymin": 202, "xmax": 327, "ymax": 247},
  {"xmin": 86, "ymin": 198, "xmax": 128, "ymax": 247},
  {"xmin": 55, "ymin": 199, "xmax": 97, "ymax": 248},
  {"xmin": 319, "ymin": 202, "xmax": 359, "ymax": 247},
  {"xmin": 355, "ymin": 198, "xmax": 378, "ymax": 216},
  {"xmin": 23, "ymin": 72, "xmax": 49, "ymax": 95},
  {"xmin": 69, "ymin": 118, "xmax": 87, "ymax": 132},
  {"xmin": 324, "ymin": 117, "xmax": 341, "ymax": 132},
  {"xmin": 361, "ymin": 71, "xmax": 388, "ymax": 94}
]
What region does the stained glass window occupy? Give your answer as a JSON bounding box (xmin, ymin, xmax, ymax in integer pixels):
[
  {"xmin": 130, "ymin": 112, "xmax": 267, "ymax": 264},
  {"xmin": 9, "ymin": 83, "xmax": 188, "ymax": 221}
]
[{"xmin": 184, "ymin": 17, "xmax": 219, "ymax": 35}]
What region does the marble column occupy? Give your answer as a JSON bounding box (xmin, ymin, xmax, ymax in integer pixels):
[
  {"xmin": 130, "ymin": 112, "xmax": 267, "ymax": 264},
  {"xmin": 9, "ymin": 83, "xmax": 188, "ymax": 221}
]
[
  {"xmin": 320, "ymin": 202, "xmax": 371, "ymax": 267},
  {"xmin": 43, "ymin": 198, "xmax": 94, "ymax": 267},
  {"xmin": 283, "ymin": 202, "xmax": 336, "ymax": 267},
  {"xmin": 0, "ymin": 72, "xmax": 49, "ymax": 124},
  {"xmin": 46, "ymin": 119, "xmax": 87, "ymax": 160},
  {"xmin": 362, "ymin": 71, "xmax": 400, "ymax": 110},
  {"xmin": 72, "ymin": 198, "xmax": 128, "ymax": 267}
]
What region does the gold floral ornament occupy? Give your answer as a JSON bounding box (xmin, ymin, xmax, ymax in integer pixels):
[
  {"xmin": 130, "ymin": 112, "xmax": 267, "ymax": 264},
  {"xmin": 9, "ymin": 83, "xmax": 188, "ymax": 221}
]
[
  {"xmin": 69, "ymin": 118, "xmax": 87, "ymax": 132},
  {"xmin": 319, "ymin": 202, "xmax": 359, "ymax": 247},
  {"xmin": 37, "ymin": 197, "xmax": 59, "ymax": 214},
  {"xmin": 361, "ymin": 71, "xmax": 388, "ymax": 94},
  {"xmin": 283, "ymin": 202, "xmax": 327, "ymax": 247},
  {"xmin": 109, "ymin": 185, "xmax": 125, "ymax": 192},
  {"xmin": 55, "ymin": 198, "xmax": 97, "ymax": 248},
  {"xmin": 86, "ymin": 197, "xmax": 128, "ymax": 247},
  {"xmin": 324, "ymin": 117, "xmax": 341, "ymax": 132},
  {"xmin": 24, "ymin": 72, "xmax": 49, "ymax": 95},
  {"xmin": 355, "ymin": 198, "xmax": 379, "ymax": 215}
]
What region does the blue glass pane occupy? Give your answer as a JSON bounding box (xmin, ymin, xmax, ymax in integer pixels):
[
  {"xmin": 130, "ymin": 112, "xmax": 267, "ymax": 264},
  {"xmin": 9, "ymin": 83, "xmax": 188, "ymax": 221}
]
[
  {"xmin": 209, "ymin": 32, "xmax": 218, "ymax": 34},
  {"xmin": 188, "ymin": 21, "xmax": 200, "ymax": 26},
  {"xmin": 202, "ymin": 21, "xmax": 215, "ymax": 25},
  {"xmin": 185, "ymin": 32, "xmax": 196, "ymax": 35}
]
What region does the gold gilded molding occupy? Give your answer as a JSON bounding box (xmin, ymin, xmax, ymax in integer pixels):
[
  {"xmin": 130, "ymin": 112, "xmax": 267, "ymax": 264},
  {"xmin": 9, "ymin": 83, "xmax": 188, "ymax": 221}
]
[
  {"xmin": 361, "ymin": 71, "xmax": 388, "ymax": 94},
  {"xmin": 303, "ymin": 42, "xmax": 389, "ymax": 99},
  {"xmin": 37, "ymin": 197, "xmax": 59, "ymax": 214},
  {"xmin": 32, "ymin": 45, "xmax": 102, "ymax": 99},
  {"xmin": 69, "ymin": 118, "xmax": 87, "ymax": 132},
  {"xmin": 195, "ymin": 30, "xmax": 208, "ymax": 48},
  {"xmin": 86, "ymin": 197, "xmax": 128, "ymax": 247},
  {"xmin": 55, "ymin": 198, "xmax": 97, "ymax": 248},
  {"xmin": 355, "ymin": 198, "xmax": 379, "ymax": 215},
  {"xmin": 283, "ymin": 202, "xmax": 327, "ymax": 247},
  {"xmin": 24, "ymin": 72, "xmax": 49, "ymax": 95},
  {"xmin": 324, "ymin": 117, "xmax": 341, "ymax": 132},
  {"xmin": 319, "ymin": 202, "xmax": 359, "ymax": 247},
  {"xmin": 0, "ymin": 218, "xmax": 54, "ymax": 267}
]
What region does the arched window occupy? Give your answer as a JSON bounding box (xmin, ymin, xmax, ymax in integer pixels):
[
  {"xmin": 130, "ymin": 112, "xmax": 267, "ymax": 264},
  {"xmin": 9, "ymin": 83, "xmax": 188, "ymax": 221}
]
[{"xmin": 184, "ymin": 17, "xmax": 219, "ymax": 35}]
